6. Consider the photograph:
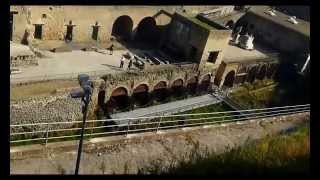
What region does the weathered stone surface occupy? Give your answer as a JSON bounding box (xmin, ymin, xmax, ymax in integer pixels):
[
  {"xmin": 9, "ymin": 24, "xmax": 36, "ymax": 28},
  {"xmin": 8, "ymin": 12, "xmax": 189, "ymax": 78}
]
[{"xmin": 10, "ymin": 93, "xmax": 82, "ymax": 134}]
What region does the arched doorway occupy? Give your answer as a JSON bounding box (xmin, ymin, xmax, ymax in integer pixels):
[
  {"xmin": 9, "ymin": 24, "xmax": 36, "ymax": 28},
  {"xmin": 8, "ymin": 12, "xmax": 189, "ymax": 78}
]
[
  {"xmin": 171, "ymin": 79, "xmax": 184, "ymax": 97},
  {"xmin": 225, "ymin": 20, "xmax": 234, "ymax": 29},
  {"xmin": 135, "ymin": 17, "xmax": 158, "ymax": 43},
  {"xmin": 132, "ymin": 84, "xmax": 150, "ymax": 107},
  {"xmin": 186, "ymin": 76, "xmax": 198, "ymax": 95},
  {"xmin": 234, "ymin": 67, "xmax": 247, "ymax": 85},
  {"xmin": 247, "ymin": 66, "xmax": 259, "ymax": 83},
  {"xmin": 153, "ymin": 81, "xmax": 168, "ymax": 102},
  {"xmin": 199, "ymin": 74, "xmax": 211, "ymax": 93},
  {"xmin": 223, "ymin": 71, "xmax": 236, "ymax": 88},
  {"xmin": 112, "ymin": 15, "xmax": 133, "ymax": 41},
  {"xmin": 106, "ymin": 87, "xmax": 129, "ymax": 112},
  {"xmin": 257, "ymin": 65, "xmax": 267, "ymax": 80}
]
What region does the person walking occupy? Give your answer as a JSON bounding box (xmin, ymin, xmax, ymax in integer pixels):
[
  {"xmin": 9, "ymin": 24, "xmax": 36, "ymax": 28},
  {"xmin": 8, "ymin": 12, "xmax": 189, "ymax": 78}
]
[
  {"xmin": 109, "ymin": 44, "xmax": 114, "ymax": 55},
  {"xmin": 120, "ymin": 56, "xmax": 125, "ymax": 69}
]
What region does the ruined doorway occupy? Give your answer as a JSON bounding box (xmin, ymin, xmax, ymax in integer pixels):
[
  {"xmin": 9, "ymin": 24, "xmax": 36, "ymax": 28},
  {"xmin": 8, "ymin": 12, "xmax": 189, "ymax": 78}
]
[
  {"xmin": 65, "ymin": 21, "xmax": 76, "ymax": 42},
  {"xmin": 208, "ymin": 51, "xmax": 219, "ymax": 64},
  {"xmin": 112, "ymin": 15, "xmax": 133, "ymax": 41},
  {"xmin": 266, "ymin": 64, "xmax": 277, "ymax": 79},
  {"xmin": 34, "ymin": 24, "xmax": 43, "ymax": 40},
  {"xmin": 247, "ymin": 66, "xmax": 259, "ymax": 83},
  {"xmin": 98, "ymin": 90, "xmax": 105, "ymax": 107},
  {"xmin": 223, "ymin": 71, "xmax": 236, "ymax": 88},
  {"xmin": 257, "ymin": 65, "xmax": 267, "ymax": 80},
  {"xmin": 135, "ymin": 17, "xmax": 158, "ymax": 44},
  {"xmin": 153, "ymin": 81, "xmax": 168, "ymax": 102},
  {"xmin": 171, "ymin": 79, "xmax": 184, "ymax": 97},
  {"xmin": 132, "ymin": 84, "xmax": 150, "ymax": 107},
  {"xmin": 199, "ymin": 74, "xmax": 211, "ymax": 93},
  {"xmin": 106, "ymin": 87, "xmax": 129, "ymax": 113},
  {"xmin": 92, "ymin": 22, "xmax": 100, "ymax": 41},
  {"xmin": 187, "ymin": 76, "xmax": 198, "ymax": 95}
]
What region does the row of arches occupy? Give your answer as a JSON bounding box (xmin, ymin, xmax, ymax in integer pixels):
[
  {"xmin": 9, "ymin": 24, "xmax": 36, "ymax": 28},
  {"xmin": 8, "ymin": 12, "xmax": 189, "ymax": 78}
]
[
  {"xmin": 99, "ymin": 75, "xmax": 212, "ymax": 113},
  {"xmin": 218, "ymin": 64, "xmax": 277, "ymax": 88},
  {"xmin": 111, "ymin": 15, "xmax": 161, "ymax": 43}
]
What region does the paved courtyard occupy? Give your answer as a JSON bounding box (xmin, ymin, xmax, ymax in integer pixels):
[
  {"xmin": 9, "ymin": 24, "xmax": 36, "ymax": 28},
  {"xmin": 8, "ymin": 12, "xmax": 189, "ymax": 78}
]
[
  {"xmin": 10, "ymin": 38, "xmax": 277, "ymax": 83},
  {"xmin": 10, "ymin": 47, "xmax": 129, "ymax": 83}
]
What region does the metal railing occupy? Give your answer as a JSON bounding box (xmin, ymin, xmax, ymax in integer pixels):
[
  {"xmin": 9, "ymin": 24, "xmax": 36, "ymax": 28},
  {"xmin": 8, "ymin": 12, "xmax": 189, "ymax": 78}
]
[
  {"xmin": 10, "ymin": 104, "xmax": 310, "ymax": 145},
  {"xmin": 10, "ymin": 69, "xmax": 110, "ymax": 84}
]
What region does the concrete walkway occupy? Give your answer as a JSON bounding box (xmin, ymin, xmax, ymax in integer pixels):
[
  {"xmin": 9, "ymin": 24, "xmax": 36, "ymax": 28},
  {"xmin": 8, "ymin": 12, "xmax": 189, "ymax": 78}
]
[{"xmin": 110, "ymin": 94, "xmax": 221, "ymax": 123}]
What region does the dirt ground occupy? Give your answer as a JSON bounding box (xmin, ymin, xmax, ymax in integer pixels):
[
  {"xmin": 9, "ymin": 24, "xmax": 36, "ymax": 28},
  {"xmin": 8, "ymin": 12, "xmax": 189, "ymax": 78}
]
[{"xmin": 10, "ymin": 115, "xmax": 308, "ymax": 174}]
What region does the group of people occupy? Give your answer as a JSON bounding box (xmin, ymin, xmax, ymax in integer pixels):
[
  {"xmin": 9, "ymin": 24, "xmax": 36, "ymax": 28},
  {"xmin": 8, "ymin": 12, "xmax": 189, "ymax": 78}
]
[
  {"xmin": 107, "ymin": 43, "xmax": 134, "ymax": 70},
  {"xmin": 119, "ymin": 54, "xmax": 133, "ymax": 70}
]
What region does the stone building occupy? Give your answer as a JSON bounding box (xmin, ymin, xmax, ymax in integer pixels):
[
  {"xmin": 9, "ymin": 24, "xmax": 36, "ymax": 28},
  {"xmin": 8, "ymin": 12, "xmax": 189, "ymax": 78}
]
[
  {"xmin": 159, "ymin": 12, "xmax": 231, "ymax": 69},
  {"xmin": 235, "ymin": 6, "xmax": 310, "ymax": 63},
  {"xmin": 10, "ymin": 6, "xmax": 234, "ymax": 44}
]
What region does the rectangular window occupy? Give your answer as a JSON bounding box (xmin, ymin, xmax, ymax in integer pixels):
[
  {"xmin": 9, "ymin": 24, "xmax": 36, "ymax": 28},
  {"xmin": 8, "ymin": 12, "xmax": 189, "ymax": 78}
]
[{"xmin": 207, "ymin": 51, "xmax": 219, "ymax": 63}]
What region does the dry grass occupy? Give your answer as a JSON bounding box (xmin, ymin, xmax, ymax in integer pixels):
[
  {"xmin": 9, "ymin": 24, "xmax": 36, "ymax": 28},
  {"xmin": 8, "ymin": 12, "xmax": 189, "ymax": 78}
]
[
  {"xmin": 10, "ymin": 80, "xmax": 78, "ymax": 100},
  {"xmin": 139, "ymin": 124, "xmax": 310, "ymax": 175}
]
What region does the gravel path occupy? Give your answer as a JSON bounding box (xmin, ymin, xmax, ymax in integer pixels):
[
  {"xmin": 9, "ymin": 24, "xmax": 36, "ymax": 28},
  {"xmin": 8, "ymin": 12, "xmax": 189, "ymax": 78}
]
[{"xmin": 10, "ymin": 113, "xmax": 309, "ymax": 174}]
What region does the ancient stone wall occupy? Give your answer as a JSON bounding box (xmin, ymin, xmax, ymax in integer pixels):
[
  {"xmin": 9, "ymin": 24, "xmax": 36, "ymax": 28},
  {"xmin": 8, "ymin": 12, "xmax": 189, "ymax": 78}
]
[
  {"xmin": 10, "ymin": 6, "xmax": 225, "ymax": 43},
  {"xmin": 101, "ymin": 64, "xmax": 217, "ymax": 101},
  {"xmin": 10, "ymin": 81, "xmax": 102, "ymax": 133},
  {"xmin": 10, "ymin": 93, "xmax": 82, "ymax": 133}
]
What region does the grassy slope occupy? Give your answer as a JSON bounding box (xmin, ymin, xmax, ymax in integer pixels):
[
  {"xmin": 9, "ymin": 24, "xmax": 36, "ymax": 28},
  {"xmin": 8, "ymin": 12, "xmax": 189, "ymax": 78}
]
[
  {"xmin": 230, "ymin": 79, "xmax": 277, "ymax": 109},
  {"xmin": 139, "ymin": 124, "xmax": 310, "ymax": 175}
]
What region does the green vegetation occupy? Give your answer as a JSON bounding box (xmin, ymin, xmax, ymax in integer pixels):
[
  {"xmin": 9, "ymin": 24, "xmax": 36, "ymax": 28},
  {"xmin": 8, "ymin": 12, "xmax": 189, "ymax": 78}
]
[
  {"xmin": 10, "ymin": 80, "xmax": 78, "ymax": 100},
  {"xmin": 138, "ymin": 124, "xmax": 310, "ymax": 175},
  {"xmin": 230, "ymin": 79, "xmax": 277, "ymax": 109}
]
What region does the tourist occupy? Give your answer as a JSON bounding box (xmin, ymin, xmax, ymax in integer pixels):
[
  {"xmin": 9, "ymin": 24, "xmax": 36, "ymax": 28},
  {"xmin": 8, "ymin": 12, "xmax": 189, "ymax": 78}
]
[
  {"xmin": 109, "ymin": 44, "xmax": 114, "ymax": 55},
  {"xmin": 120, "ymin": 56, "xmax": 125, "ymax": 69}
]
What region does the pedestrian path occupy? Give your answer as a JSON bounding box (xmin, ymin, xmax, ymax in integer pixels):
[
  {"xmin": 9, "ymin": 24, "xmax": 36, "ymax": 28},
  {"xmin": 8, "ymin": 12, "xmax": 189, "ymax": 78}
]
[{"xmin": 110, "ymin": 94, "xmax": 222, "ymax": 124}]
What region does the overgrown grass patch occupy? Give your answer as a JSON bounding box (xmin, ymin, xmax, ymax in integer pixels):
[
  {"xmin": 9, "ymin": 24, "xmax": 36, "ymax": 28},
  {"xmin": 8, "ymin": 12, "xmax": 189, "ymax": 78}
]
[
  {"xmin": 10, "ymin": 80, "xmax": 78, "ymax": 100},
  {"xmin": 230, "ymin": 79, "xmax": 277, "ymax": 109}
]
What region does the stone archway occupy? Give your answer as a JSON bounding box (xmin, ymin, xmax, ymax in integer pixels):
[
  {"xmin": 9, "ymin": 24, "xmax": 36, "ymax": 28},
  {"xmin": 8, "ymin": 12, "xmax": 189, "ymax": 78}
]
[
  {"xmin": 247, "ymin": 66, "xmax": 259, "ymax": 83},
  {"xmin": 266, "ymin": 64, "xmax": 277, "ymax": 79},
  {"xmin": 112, "ymin": 15, "xmax": 133, "ymax": 41},
  {"xmin": 223, "ymin": 71, "xmax": 236, "ymax": 88},
  {"xmin": 199, "ymin": 74, "xmax": 211, "ymax": 93},
  {"xmin": 106, "ymin": 87, "xmax": 129, "ymax": 112},
  {"xmin": 257, "ymin": 65, "xmax": 268, "ymax": 80},
  {"xmin": 187, "ymin": 76, "xmax": 198, "ymax": 95},
  {"xmin": 135, "ymin": 17, "xmax": 159, "ymax": 43},
  {"xmin": 153, "ymin": 81, "xmax": 168, "ymax": 102},
  {"xmin": 171, "ymin": 79, "xmax": 184, "ymax": 97},
  {"xmin": 132, "ymin": 84, "xmax": 150, "ymax": 107}
]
